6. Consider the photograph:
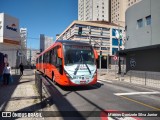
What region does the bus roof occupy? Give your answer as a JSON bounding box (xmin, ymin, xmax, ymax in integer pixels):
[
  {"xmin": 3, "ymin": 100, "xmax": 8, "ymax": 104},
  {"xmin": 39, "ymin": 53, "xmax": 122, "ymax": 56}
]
[{"xmin": 56, "ymin": 40, "xmax": 91, "ymax": 46}]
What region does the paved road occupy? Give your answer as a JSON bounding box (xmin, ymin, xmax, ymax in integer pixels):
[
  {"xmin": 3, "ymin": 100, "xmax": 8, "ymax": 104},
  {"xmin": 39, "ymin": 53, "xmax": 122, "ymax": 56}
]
[{"xmin": 41, "ymin": 74, "xmax": 160, "ymax": 120}]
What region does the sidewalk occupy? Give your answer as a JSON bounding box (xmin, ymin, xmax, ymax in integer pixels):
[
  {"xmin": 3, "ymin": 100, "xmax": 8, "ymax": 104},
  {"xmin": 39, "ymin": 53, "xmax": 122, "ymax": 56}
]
[{"xmin": 0, "ymin": 69, "xmax": 44, "ymax": 120}]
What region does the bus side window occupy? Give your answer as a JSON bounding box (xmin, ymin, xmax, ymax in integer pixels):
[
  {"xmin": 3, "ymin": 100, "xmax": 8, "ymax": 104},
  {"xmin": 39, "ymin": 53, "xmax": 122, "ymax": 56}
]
[
  {"xmin": 49, "ymin": 50, "xmax": 52, "ymax": 64},
  {"xmin": 52, "ymin": 49, "xmax": 56, "ymax": 65},
  {"xmin": 43, "ymin": 54, "xmax": 45, "ymax": 63},
  {"xmin": 46, "ymin": 53, "xmax": 48, "ymax": 63}
]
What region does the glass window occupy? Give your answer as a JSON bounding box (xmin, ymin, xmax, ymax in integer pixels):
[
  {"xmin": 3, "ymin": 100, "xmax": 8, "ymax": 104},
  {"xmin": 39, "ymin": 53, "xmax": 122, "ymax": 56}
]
[
  {"xmin": 112, "ymin": 38, "xmax": 118, "ymax": 46},
  {"xmin": 112, "ymin": 29, "xmax": 116, "ymax": 36},
  {"xmin": 112, "ymin": 38, "xmax": 122, "ymax": 46},
  {"xmin": 137, "ymin": 19, "xmax": 143, "ymax": 28},
  {"xmin": 146, "ymin": 15, "xmax": 151, "ymax": 25},
  {"xmin": 112, "ymin": 48, "xmax": 118, "ymax": 55}
]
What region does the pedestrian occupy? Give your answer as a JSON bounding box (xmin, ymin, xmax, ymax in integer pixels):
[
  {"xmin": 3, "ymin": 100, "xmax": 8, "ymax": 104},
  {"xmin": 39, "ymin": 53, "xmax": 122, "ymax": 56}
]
[
  {"xmin": 3, "ymin": 62, "xmax": 11, "ymax": 85},
  {"xmin": 19, "ymin": 63, "xmax": 24, "ymax": 75}
]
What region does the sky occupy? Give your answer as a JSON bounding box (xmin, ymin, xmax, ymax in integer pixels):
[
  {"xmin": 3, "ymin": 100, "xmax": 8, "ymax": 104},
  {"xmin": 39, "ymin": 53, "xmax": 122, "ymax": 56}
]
[{"xmin": 0, "ymin": 0, "xmax": 78, "ymax": 49}]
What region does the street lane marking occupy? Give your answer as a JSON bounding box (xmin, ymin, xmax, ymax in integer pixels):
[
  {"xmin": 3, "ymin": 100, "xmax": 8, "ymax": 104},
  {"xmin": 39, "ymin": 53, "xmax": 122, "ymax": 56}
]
[
  {"xmin": 98, "ymin": 79, "xmax": 113, "ymax": 83},
  {"xmin": 114, "ymin": 91, "xmax": 160, "ymax": 96},
  {"xmin": 119, "ymin": 95, "xmax": 160, "ymax": 111}
]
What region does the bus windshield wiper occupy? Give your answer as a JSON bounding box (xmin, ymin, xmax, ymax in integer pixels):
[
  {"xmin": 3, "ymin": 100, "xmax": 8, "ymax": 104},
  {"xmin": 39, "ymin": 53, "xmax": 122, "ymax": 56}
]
[
  {"xmin": 74, "ymin": 55, "xmax": 83, "ymax": 75},
  {"xmin": 74, "ymin": 64, "xmax": 80, "ymax": 75},
  {"xmin": 84, "ymin": 62, "xmax": 91, "ymax": 74}
]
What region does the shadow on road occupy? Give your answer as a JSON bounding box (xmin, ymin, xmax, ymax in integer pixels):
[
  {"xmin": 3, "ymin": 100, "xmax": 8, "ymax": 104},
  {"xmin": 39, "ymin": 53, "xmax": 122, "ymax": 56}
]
[{"xmin": 59, "ymin": 82, "xmax": 103, "ymax": 92}]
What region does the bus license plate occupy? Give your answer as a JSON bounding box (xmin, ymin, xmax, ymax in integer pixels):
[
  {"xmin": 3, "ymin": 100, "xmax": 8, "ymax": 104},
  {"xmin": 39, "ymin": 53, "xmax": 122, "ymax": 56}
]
[{"xmin": 80, "ymin": 80, "xmax": 86, "ymax": 84}]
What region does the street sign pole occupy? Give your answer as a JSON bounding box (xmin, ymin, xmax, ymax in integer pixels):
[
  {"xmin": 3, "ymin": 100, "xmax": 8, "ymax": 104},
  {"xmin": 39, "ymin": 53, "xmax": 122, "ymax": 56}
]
[
  {"xmin": 107, "ymin": 54, "xmax": 109, "ymax": 73},
  {"xmin": 113, "ymin": 55, "xmax": 118, "ymax": 78}
]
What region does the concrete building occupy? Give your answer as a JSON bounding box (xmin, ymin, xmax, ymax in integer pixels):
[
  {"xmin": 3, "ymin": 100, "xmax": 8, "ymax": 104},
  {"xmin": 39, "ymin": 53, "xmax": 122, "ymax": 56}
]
[
  {"xmin": 27, "ymin": 49, "xmax": 40, "ymax": 66},
  {"xmin": 20, "ymin": 28, "xmax": 27, "ymax": 65},
  {"xmin": 120, "ymin": 0, "xmax": 160, "ymax": 72},
  {"xmin": 78, "ymin": 0, "xmax": 109, "ymax": 21},
  {"xmin": 0, "ymin": 13, "xmax": 20, "ymax": 68},
  {"xmin": 40, "ymin": 34, "xmax": 53, "ymax": 52},
  {"xmin": 20, "ymin": 28, "xmax": 27, "ymax": 48},
  {"xmin": 56, "ymin": 20, "xmax": 124, "ymax": 68},
  {"xmin": 110, "ymin": 0, "xmax": 141, "ymax": 27}
]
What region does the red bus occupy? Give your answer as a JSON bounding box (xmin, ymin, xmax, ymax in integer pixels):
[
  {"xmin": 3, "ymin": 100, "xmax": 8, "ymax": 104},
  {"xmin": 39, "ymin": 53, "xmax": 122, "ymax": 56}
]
[{"xmin": 36, "ymin": 40, "xmax": 98, "ymax": 86}]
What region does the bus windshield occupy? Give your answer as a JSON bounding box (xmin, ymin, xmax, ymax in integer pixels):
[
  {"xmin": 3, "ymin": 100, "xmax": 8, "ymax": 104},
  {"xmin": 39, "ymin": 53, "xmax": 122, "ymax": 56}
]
[{"xmin": 64, "ymin": 45, "xmax": 95, "ymax": 66}]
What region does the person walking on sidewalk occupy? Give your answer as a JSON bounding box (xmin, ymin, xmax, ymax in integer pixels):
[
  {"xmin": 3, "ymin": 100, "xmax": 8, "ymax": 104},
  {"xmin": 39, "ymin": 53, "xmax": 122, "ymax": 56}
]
[
  {"xmin": 19, "ymin": 63, "xmax": 24, "ymax": 75},
  {"xmin": 3, "ymin": 62, "xmax": 11, "ymax": 85}
]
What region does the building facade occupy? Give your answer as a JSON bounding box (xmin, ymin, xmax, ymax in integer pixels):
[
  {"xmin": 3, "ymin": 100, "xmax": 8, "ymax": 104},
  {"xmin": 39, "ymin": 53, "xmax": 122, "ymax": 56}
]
[
  {"xmin": 40, "ymin": 34, "xmax": 53, "ymax": 52},
  {"xmin": 56, "ymin": 20, "xmax": 124, "ymax": 55},
  {"xmin": 27, "ymin": 48, "xmax": 40, "ymax": 66},
  {"xmin": 20, "ymin": 28, "xmax": 27, "ymax": 48},
  {"xmin": 125, "ymin": 0, "xmax": 159, "ymax": 49},
  {"xmin": 110, "ymin": 0, "xmax": 141, "ymax": 27},
  {"xmin": 56, "ymin": 21, "xmax": 124, "ymax": 68},
  {"xmin": 0, "ymin": 13, "xmax": 21, "ymax": 67},
  {"xmin": 20, "ymin": 28, "xmax": 27, "ymax": 65},
  {"xmin": 121, "ymin": 0, "xmax": 160, "ymax": 72},
  {"xmin": 78, "ymin": 0, "xmax": 109, "ymax": 21}
]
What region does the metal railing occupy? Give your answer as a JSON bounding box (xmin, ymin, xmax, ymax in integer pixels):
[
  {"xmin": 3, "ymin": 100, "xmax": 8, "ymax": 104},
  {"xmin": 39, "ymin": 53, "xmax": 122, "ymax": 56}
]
[
  {"xmin": 35, "ymin": 71, "xmax": 42, "ymax": 101},
  {"xmin": 98, "ymin": 69, "xmax": 160, "ymax": 89},
  {"xmin": 121, "ymin": 70, "xmax": 160, "ymax": 89}
]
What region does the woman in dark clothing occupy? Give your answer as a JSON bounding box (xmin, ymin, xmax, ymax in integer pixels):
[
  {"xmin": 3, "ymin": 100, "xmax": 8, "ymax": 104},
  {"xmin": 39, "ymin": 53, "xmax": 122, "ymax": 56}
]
[{"xmin": 19, "ymin": 63, "xmax": 24, "ymax": 75}]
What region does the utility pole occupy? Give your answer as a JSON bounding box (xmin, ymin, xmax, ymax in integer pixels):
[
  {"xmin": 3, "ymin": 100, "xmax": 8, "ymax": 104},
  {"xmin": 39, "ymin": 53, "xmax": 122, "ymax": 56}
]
[
  {"xmin": 118, "ymin": 25, "xmax": 121, "ymax": 74},
  {"xmin": 107, "ymin": 54, "xmax": 109, "ymax": 73},
  {"xmin": 99, "ymin": 38, "xmax": 102, "ymax": 74},
  {"xmin": 89, "ymin": 26, "xmax": 91, "ymax": 44},
  {"xmin": 30, "ymin": 47, "xmax": 31, "ymax": 67}
]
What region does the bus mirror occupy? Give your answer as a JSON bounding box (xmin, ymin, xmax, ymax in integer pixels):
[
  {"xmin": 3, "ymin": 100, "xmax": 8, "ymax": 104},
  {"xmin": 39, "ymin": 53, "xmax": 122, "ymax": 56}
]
[
  {"xmin": 94, "ymin": 49, "xmax": 98, "ymax": 59},
  {"xmin": 58, "ymin": 48, "xmax": 62, "ymax": 58}
]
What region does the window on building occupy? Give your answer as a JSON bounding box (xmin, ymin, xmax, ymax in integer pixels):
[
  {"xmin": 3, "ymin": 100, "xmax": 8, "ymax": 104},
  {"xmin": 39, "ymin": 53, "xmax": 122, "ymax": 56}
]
[
  {"xmin": 112, "ymin": 38, "xmax": 122, "ymax": 46},
  {"xmin": 146, "ymin": 15, "xmax": 151, "ymax": 25},
  {"xmin": 137, "ymin": 19, "xmax": 143, "ymax": 28},
  {"xmin": 112, "ymin": 48, "xmax": 118, "ymax": 55}
]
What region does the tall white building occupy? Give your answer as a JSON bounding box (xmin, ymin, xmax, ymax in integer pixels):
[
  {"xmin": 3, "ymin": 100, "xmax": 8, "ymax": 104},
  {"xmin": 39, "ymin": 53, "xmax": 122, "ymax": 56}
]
[
  {"xmin": 110, "ymin": 0, "xmax": 141, "ymax": 27},
  {"xmin": 40, "ymin": 34, "xmax": 53, "ymax": 52},
  {"xmin": 20, "ymin": 28, "xmax": 27, "ymax": 48},
  {"xmin": 78, "ymin": 0, "xmax": 109, "ymax": 21},
  {"xmin": 20, "ymin": 28, "xmax": 27, "ymax": 65},
  {"xmin": 27, "ymin": 49, "xmax": 40, "ymax": 66}
]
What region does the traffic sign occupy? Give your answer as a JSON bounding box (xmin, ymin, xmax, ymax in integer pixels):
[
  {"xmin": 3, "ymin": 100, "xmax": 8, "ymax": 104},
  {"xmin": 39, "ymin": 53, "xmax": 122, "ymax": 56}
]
[{"xmin": 113, "ymin": 56, "xmax": 118, "ymax": 61}]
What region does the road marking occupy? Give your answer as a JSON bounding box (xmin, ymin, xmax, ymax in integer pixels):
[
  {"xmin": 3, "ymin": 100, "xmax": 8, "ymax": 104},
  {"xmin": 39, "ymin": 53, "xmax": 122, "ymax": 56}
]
[
  {"xmin": 98, "ymin": 79, "xmax": 113, "ymax": 83},
  {"xmin": 114, "ymin": 91, "xmax": 160, "ymax": 96},
  {"xmin": 119, "ymin": 95, "xmax": 160, "ymax": 111}
]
